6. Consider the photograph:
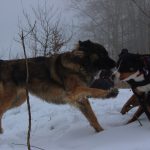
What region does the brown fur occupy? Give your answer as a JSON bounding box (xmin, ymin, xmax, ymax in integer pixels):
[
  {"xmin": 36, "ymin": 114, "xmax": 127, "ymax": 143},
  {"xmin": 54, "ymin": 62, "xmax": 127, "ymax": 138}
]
[
  {"xmin": 120, "ymin": 94, "xmax": 144, "ymax": 123},
  {"xmin": 121, "ymin": 94, "xmax": 139, "ymax": 115},
  {"xmin": 0, "ymin": 40, "xmax": 116, "ymax": 133},
  {"xmin": 119, "ymin": 72, "xmax": 136, "ymax": 80}
]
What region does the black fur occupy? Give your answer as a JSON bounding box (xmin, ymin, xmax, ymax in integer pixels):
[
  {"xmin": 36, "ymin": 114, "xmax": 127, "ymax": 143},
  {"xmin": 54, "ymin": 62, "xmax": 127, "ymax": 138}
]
[{"xmin": 117, "ymin": 51, "xmax": 143, "ymax": 73}]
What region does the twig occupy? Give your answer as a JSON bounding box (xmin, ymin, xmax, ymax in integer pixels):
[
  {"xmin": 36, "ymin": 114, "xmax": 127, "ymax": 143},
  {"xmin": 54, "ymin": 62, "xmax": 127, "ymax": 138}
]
[
  {"xmin": 131, "ymin": 0, "xmax": 150, "ymax": 19},
  {"xmin": 20, "ymin": 31, "xmax": 31, "ymax": 150},
  {"xmin": 12, "ymin": 143, "xmax": 46, "ymax": 150},
  {"xmin": 136, "ymin": 117, "xmax": 143, "ymax": 127},
  {"xmin": 23, "ymin": 21, "xmax": 36, "ymax": 38},
  {"xmin": 19, "ymin": 22, "xmax": 36, "ymax": 150}
]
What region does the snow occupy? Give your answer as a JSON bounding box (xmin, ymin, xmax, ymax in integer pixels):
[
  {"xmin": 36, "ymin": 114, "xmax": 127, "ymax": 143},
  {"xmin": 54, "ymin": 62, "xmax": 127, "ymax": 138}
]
[{"xmin": 1, "ymin": 89, "xmax": 150, "ymax": 150}]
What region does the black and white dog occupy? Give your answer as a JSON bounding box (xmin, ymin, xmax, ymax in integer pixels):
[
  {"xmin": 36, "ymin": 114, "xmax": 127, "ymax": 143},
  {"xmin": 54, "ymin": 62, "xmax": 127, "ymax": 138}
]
[{"xmin": 114, "ymin": 49, "xmax": 150, "ymax": 122}]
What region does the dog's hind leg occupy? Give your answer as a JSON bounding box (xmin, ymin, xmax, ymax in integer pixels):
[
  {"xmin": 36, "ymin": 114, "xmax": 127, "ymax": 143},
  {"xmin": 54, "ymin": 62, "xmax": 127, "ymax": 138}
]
[
  {"xmin": 121, "ymin": 94, "xmax": 139, "ymax": 114},
  {"xmin": 0, "ymin": 87, "xmax": 26, "ymax": 133},
  {"xmin": 0, "ymin": 104, "xmax": 11, "ymax": 133},
  {"xmin": 127, "ymin": 106, "xmax": 143, "ymax": 124},
  {"xmin": 0, "ymin": 99, "xmax": 16, "ymax": 133},
  {"xmin": 76, "ymin": 98, "xmax": 103, "ymax": 132}
]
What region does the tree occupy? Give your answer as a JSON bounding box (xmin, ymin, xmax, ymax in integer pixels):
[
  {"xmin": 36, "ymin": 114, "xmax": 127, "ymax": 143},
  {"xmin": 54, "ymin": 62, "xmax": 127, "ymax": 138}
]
[
  {"xmin": 71, "ymin": 0, "xmax": 150, "ymax": 58},
  {"xmin": 21, "ymin": 2, "xmax": 72, "ymax": 57}
]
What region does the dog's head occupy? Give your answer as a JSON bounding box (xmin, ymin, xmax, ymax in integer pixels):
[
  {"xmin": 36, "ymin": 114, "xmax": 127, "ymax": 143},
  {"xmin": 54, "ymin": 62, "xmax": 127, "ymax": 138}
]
[
  {"xmin": 77, "ymin": 40, "xmax": 116, "ymax": 74},
  {"xmin": 115, "ymin": 49, "xmax": 143, "ymax": 82}
]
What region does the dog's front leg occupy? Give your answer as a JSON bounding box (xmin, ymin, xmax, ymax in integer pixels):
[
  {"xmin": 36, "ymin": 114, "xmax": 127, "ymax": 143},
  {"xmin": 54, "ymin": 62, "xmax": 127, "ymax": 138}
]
[
  {"xmin": 67, "ymin": 86, "xmax": 118, "ymax": 101},
  {"xmin": 66, "ymin": 87, "xmax": 117, "ymax": 132},
  {"xmin": 76, "ymin": 98, "xmax": 103, "ymax": 132}
]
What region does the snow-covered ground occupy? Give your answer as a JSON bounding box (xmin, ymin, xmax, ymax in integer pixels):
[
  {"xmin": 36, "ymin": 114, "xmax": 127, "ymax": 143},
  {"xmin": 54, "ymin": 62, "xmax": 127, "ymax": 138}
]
[{"xmin": 0, "ymin": 89, "xmax": 150, "ymax": 150}]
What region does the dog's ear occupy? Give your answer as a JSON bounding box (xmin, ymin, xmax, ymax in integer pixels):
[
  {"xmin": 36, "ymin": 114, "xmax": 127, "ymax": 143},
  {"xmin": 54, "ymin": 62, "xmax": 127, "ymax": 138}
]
[
  {"xmin": 72, "ymin": 50, "xmax": 84, "ymax": 58},
  {"xmin": 79, "ymin": 40, "xmax": 82, "ymax": 45},
  {"xmin": 121, "ymin": 48, "xmax": 128, "ymax": 54},
  {"xmin": 87, "ymin": 39, "xmax": 90, "ymax": 41},
  {"xmin": 71, "ymin": 50, "xmax": 85, "ymax": 63},
  {"xmin": 79, "ymin": 40, "xmax": 91, "ymax": 47},
  {"xmin": 119, "ymin": 48, "xmax": 128, "ymax": 58}
]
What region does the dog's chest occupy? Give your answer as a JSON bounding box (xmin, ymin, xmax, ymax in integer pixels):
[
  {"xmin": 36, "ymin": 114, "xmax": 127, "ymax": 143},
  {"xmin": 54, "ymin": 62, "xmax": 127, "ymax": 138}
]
[{"xmin": 127, "ymin": 74, "xmax": 150, "ymax": 94}]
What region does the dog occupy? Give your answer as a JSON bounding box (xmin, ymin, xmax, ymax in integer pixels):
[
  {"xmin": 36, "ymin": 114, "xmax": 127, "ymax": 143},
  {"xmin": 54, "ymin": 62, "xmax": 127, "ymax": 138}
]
[
  {"xmin": 114, "ymin": 49, "xmax": 150, "ymax": 123},
  {"xmin": 0, "ymin": 40, "xmax": 117, "ymax": 133}
]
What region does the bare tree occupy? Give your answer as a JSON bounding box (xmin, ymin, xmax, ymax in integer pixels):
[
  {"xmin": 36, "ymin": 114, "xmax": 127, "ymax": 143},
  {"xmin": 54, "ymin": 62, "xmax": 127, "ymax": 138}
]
[{"xmin": 22, "ymin": 2, "xmax": 72, "ymax": 57}]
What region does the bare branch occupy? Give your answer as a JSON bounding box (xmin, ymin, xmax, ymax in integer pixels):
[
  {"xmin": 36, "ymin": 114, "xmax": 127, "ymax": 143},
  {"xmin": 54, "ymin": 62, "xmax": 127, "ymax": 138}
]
[
  {"xmin": 21, "ymin": 2, "xmax": 70, "ymax": 57},
  {"xmin": 131, "ymin": 0, "xmax": 150, "ymax": 19},
  {"xmin": 19, "ymin": 30, "xmax": 32, "ymax": 150}
]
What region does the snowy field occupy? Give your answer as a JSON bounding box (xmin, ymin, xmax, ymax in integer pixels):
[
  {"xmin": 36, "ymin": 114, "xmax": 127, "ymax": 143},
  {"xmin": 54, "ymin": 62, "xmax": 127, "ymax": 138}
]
[{"xmin": 1, "ymin": 89, "xmax": 150, "ymax": 150}]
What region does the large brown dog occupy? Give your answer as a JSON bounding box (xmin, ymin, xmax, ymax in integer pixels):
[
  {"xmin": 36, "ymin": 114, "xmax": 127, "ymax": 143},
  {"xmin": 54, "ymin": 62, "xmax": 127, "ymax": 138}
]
[{"xmin": 0, "ymin": 40, "xmax": 117, "ymax": 133}]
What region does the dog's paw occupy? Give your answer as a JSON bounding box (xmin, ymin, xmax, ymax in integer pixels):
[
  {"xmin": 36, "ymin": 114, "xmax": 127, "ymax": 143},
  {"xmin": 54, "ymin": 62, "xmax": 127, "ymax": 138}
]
[{"xmin": 106, "ymin": 88, "xmax": 119, "ymax": 98}]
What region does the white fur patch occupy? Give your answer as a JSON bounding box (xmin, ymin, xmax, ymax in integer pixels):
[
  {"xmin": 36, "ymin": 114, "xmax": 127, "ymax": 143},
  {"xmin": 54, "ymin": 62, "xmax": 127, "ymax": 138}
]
[
  {"xmin": 137, "ymin": 84, "xmax": 150, "ymax": 93},
  {"xmin": 113, "ymin": 71, "xmax": 121, "ymax": 85},
  {"xmin": 123, "ymin": 71, "xmax": 144, "ymax": 82},
  {"xmin": 114, "ymin": 70, "xmax": 150, "ymax": 93}
]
